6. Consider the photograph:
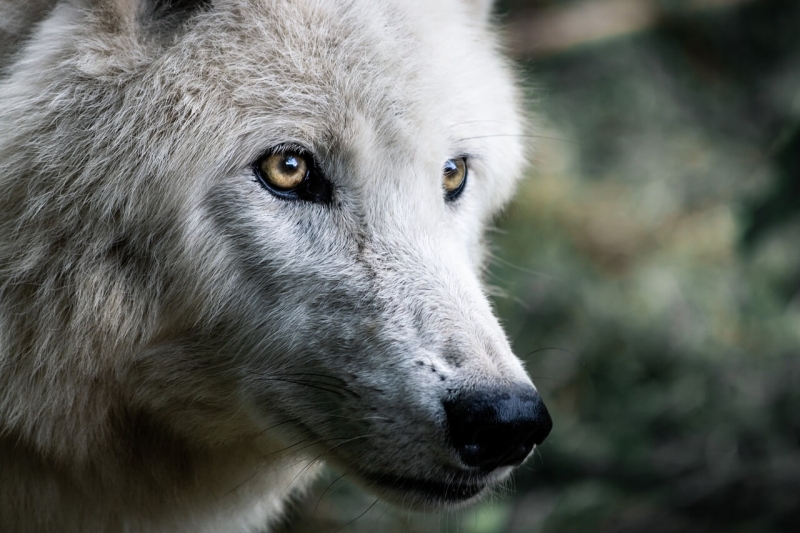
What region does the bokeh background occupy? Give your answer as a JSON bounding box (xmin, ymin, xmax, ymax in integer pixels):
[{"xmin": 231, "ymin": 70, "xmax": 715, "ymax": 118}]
[{"xmin": 280, "ymin": 1, "xmax": 800, "ymax": 531}]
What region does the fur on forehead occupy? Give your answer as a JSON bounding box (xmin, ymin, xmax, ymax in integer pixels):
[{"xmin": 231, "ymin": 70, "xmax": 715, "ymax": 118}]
[
  {"xmin": 73, "ymin": 0, "xmax": 494, "ymax": 34},
  {"xmin": 32, "ymin": 0, "xmax": 524, "ymax": 217}
]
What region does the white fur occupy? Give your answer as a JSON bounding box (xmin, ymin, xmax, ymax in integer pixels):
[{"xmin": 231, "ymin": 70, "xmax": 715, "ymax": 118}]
[{"xmin": 0, "ymin": 0, "xmax": 532, "ymax": 531}]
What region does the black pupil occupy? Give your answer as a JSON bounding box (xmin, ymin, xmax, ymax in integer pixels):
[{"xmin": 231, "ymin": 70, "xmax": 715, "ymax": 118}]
[{"xmin": 444, "ymin": 159, "xmax": 457, "ymax": 175}]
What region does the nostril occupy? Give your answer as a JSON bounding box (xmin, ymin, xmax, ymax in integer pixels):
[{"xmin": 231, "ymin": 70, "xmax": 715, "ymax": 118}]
[{"xmin": 444, "ymin": 386, "xmax": 552, "ymax": 470}]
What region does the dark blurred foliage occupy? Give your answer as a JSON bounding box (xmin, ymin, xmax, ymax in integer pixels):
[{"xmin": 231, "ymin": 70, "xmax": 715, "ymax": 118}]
[{"xmin": 280, "ymin": 1, "xmax": 800, "ymax": 531}]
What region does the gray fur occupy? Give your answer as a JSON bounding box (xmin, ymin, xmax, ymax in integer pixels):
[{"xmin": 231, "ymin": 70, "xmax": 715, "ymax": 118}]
[{"xmin": 0, "ymin": 0, "xmax": 532, "ymax": 531}]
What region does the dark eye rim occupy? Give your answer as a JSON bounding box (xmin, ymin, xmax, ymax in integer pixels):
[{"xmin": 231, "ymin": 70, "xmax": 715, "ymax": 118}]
[
  {"xmin": 252, "ymin": 145, "xmax": 332, "ymax": 204},
  {"xmin": 444, "ymin": 156, "xmax": 468, "ymax": 203}
]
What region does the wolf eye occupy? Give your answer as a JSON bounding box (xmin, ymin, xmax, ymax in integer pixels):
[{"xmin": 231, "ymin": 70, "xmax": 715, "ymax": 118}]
[
  {"xmin": 253, "ymin": 148, "xmax": 331, "ymax": 203},
  {"xmin": 443, "ymin": 157, "xmax": 467, "ymax": 201},
  {"xmin": 258, "ymin": 151, "xmax": 308, "ymax": 190}
]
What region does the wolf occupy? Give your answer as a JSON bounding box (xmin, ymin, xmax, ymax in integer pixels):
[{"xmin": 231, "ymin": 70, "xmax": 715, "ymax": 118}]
[{"xmin": 0, "ymin": 0, "xmax": 552, "ymax": 531}]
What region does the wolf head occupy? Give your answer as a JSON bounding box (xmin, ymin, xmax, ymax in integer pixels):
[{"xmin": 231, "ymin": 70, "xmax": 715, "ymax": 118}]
[{"xmin": 0, "ymin": 0, "xmax": 550, "ymax": 514}]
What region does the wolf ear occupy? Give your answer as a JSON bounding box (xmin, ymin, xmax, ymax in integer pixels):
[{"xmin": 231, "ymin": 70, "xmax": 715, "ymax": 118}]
[
  {"xmin": 80, "ymin": 0, "xmax": 212, "ymax": 40},
  {"xmin": 141, "ymin": 0, "xmax": 212, "ymax": 30}
]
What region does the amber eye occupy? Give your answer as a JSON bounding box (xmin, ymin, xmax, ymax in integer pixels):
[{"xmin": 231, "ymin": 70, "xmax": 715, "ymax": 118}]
[
  {"xmin": 258, "ymin": 151, "xmax": 309, "ymax": 191},
  {"xmin": 443, "ymin": 157, "xmax": 467, "ymax": 201},
  {"xmin": 253, "ymin": 148, "xmax": 332, "ymax": 203}
]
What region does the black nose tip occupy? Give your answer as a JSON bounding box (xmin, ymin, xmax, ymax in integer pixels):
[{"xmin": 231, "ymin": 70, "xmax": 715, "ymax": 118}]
[{"xmin": 443, "ymin": 386, "xmax": 552, "ymax": 470}]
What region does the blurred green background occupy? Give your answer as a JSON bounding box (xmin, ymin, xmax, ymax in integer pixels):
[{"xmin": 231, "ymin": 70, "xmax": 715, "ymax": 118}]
[{"xmin": 280, "ymin": 1, "xmax": 800, "ymax": 531}]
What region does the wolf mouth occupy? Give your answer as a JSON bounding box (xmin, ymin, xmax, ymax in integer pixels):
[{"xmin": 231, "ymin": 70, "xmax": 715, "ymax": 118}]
[{"xmin": 365, "ymin": 472, "xmax": 487, "ymax": 503}]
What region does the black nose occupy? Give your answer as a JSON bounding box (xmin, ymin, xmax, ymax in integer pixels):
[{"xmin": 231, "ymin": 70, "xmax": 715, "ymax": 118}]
[{"xmin": 443, "ymin": 386, "xmax": 552, "ymax": 470}]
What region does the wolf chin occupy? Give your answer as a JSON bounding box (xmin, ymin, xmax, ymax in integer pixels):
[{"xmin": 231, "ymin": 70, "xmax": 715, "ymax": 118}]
[{"xmin": 0, "ymin": 0, "xmax": 552, "ymax": 531}]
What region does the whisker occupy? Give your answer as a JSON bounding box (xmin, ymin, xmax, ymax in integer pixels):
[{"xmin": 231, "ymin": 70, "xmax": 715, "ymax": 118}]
[
  {"xmin": 525, "ymin": 346, "xmax": 576, "ymax": 358},
  {"xmin": 335, "ymin": 497, "xmax": 380, "ymax": 533},
  {"xmin": 313, "ymin": 472, "xmax": 348, "ymax": 515},
  {"xmin": 525, "ymin": 346, "xmax": 590, "ymax": 374},
  {"xmin": 323, "ymin": 413, "xmax": 393, "ymax": 423},
  {"xmin": 276, "ymin": 372, "xmax": 350, "ymax": 386},
  {"xmin": 255, "ymin": 417, "xmax": 302, "ymax": 437},
  {"xmin": 247, "ymin": 371, "xmax": 360, "ymax": 397},
  {"xmin": 447, "ymin": 119, "xmax": 516, "ymax": 128},
  {"xmin": 456, "ymin": 133, "xmax": 574, "ymax": 143},
  {"xmin": 534, "ymin": 445, "xmax": 545, "ymax": 467},
  {"xmin": 229, "ymin": 433, "xmax": 374, "ymax": 500},
  {"xmin": 224, "ymin": 438, "xmax": 311, "ymax": 496},
  {"xmin": 249, "ymin": 376, "xmax": 348, "ymax": 398},
  {"xmin": 261, "ymin": 438, "xmax": 312, "ymax": 459},
  {"xmin": 489, "ymin": 254, "xmax": 563, "ymax": 280},
  {"xmin": 283, "ymin": 434, "xmax": 378, "ymax": 495}
]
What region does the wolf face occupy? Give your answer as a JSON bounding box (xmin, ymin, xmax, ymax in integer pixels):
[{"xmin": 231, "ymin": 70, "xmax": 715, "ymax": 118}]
[{"xmin": 0, "ymin": 0, "xmax": 551, "ymax": 530}]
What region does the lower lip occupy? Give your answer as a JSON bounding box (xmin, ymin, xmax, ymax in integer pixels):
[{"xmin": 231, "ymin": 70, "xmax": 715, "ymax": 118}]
[{"xmin": 366, "ymin": 472, "xmax": 486, "ymax": 503}]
